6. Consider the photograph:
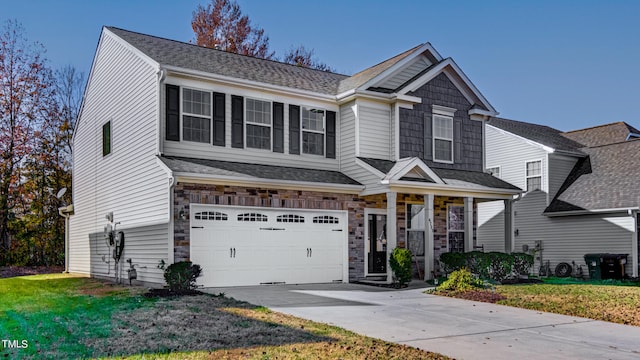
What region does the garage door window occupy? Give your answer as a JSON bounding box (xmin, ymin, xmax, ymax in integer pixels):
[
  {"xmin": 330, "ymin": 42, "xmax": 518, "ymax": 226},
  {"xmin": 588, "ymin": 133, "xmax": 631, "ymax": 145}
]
[
  {"xmin": 238, "ymin": 213, "xmax": 268, "ymax": 222},
  {"xmin": 194, "ymin": 211, "xmax": 228, "ymax": 221},
  {"xmin": 313, "ymin": 215, "xmax": 339, "ymax": 224},
  {"xmin": 277, "ymin": 214, "xmax": 305, "ymax": 223}
]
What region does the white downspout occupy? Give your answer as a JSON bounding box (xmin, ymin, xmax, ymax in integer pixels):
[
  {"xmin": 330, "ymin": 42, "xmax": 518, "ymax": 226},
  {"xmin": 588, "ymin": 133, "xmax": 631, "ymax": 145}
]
[{"xmin": 156, "ymin": 68, "xmax": 166, "ymax": 156}]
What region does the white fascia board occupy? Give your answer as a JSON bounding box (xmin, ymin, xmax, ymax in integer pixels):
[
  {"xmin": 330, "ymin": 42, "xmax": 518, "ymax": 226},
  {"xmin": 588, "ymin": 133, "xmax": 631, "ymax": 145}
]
[
  {"xmin": 174, "ymin": 172, "xmax": 363, "ymax": 194},
  {"xmin": 388, "ymin": 181, "xmax": 521, "ymax": 199},
  {"xmin": 399, "ymin": 58, "xmax": 498, "ymax": 116},
  {"xmin": 105, "ymin": 28, "xmax": 160, "ymax": 69},
  {"xmin": 336, "ymin": 89, "xmax": 421, "ymax": 105},
  {"xmin": 355, "ymin": 158, "xmax": 387, "ymax": 178},
  {"xmin": 358, "ymin": 43, "xmax": 443, "ymax": 91},
  {"xmin": 469, "ymin": 108, "xmax": 498, "ymax": 117},
  {"xmin": 163, "ymin": 65, "xmax": 336, "ymax": 103},
  {"xmin": 544, "ymin": 207, "xmax": 640, "ymax": 217},
  {"xmin": 487, "ymin": 124, "xmax": 556, "ymax": 154},
  {"xmin": 382, "ymin": 157, "xmax": 444, "ymax": 184}
]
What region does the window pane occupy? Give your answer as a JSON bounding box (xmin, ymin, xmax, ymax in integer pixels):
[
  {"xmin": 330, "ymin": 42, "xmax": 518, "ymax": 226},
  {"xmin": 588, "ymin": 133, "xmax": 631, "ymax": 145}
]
[
  {"xmin": 448, "ymin": 206, "xmax": 464, "ymax": 231},
  {"xmin": 526, "ymin": 161, "xmax": 541, "ymax": 176},
  {"xmin": 302, "ymin": 107, "xmax": 324, "ymax": 131},
  {"xmin": 246, "ymin": 98, "xmax": 271, "ymax": 125},
  {"xmin": 407, "ymin": 204, "xmax": 425, "ymax": 230},
  {"xmin": 487, "ymin": 167, "xmax": 500, "ymax": 177},
  {"xmin": 407, "ymin": 231, "xmax": 425, "ymax": 256},
  {"xmin": 448, "ymin": 232, "xmax": 465, "ymax": 253},
  {"xmin": 246, "ymin": 124, "xmax": 271, "ymax": 149},
  {"xmin": 433, "ymin": 115, "xmax": 453, "ymax": 139},
  {"xmin": 183, "ymin": 115, "xmax": 210, "ymax": 143},
  {"xmin": 183, "ymin": 89, "xmax": 210, "ymax": 116},
  {"xmin": 434, "ymin": 139, "xmax": 452, "ymax": 162},
  {"xmin": 527, "ymin": 177, "xmax": 542, "ymax": 192},
  {"xmin": 302, "ymin": 132, "xmax": 324, "ymax": 155}
]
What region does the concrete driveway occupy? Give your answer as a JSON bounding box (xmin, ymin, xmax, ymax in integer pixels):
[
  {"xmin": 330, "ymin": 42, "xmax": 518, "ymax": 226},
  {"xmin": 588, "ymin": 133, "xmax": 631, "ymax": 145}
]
[{"xmin": 204, "ymin": 283, "xmax": 640, "ymax": 359}]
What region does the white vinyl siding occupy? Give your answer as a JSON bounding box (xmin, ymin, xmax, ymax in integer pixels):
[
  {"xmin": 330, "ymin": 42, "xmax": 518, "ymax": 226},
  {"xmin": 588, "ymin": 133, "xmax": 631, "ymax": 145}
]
[
  {"xmin": 162, "ymin": 78, "xmax": 339, "ymax": 171},
  {"xmin": 548, "ymin": 154, "xmax": 579, "ymax": 199},
  {"xmin": 358, "ymin": 102, "xmax": 392, "ymax": 160},
  {"xmin": 69, "ymin": 30, "xmax": 170, "ymax": 277},
  {"xmin": 378, "ymin": 55, "xmax": 432, "ymax": 90}
]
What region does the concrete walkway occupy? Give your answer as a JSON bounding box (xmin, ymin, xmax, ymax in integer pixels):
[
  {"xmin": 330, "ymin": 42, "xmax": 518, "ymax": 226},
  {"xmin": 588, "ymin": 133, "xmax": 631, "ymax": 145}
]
[{"xmin": 204, "ymin": 283, "xmax": 640, "ymax": 359}]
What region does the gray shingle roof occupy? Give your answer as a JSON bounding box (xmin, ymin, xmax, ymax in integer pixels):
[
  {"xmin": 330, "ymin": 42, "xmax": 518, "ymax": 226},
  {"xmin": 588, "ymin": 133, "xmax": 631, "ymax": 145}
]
[
  {"xmin": 358, "ymin": 157, "xmax": 520, "ymax": 191},
  {"xmin": 107, "ymin": 27, "xmax": 349, "ymax": 95},
  {"xmin": 562, "ymin": 122, "xmax": 640, "ymax": 147},
  {"xmin": 160, "ymin": 156, "xmax": 361, "ymax": 186},
  {"xmin": 545, "ymin": 139, "xmax": 640, "ymax": 213},
  {"xmin": 488, "ymin": 117, "xmax": 585, "ymax": 153}
]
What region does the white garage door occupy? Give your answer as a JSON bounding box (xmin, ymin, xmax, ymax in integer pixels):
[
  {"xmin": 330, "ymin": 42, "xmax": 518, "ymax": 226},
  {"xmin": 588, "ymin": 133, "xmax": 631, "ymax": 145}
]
[{"xmin": 190, "ymin": 205, "xmax": 348, "ymax": 287}]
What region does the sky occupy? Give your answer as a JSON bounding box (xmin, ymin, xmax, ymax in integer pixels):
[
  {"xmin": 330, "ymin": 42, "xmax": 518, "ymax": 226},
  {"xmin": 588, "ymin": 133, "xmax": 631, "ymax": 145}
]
[{"xmin": 3, "ymin": 0, "xmax": 639, "ymax": 131}]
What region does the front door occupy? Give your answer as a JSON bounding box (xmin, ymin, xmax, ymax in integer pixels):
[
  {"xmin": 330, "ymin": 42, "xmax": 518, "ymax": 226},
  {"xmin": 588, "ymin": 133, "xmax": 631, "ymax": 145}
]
[{"xmin": 367, "ymin": 214, "xmax": 387, "ymax": 274}]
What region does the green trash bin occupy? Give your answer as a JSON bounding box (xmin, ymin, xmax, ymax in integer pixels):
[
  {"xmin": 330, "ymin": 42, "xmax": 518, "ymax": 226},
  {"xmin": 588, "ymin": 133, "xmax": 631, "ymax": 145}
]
[{"xmin": 584, "ymin": 254, "xmax": 603, "ymax": 280}]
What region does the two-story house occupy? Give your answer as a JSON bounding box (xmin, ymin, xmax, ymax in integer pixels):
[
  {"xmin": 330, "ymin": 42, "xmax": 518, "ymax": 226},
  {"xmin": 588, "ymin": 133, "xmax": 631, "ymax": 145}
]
[
  {"xmin": 69, "ymin": 27, "xmax": 520, "ymax": 287},
  {"xmin": 478, "ymin": 119, "xmax": 640, "ymax": 277}
]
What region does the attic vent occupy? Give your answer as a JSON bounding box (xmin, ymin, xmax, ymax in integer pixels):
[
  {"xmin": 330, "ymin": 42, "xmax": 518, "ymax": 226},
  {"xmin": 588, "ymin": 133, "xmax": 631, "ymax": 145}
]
[
  {"xmin": 313, "ymin": 215, "xmax": 339, "ymax": 224},
  {"xmin": 237, "ymin": 213, "xmax": 268, "ymax": 222}
]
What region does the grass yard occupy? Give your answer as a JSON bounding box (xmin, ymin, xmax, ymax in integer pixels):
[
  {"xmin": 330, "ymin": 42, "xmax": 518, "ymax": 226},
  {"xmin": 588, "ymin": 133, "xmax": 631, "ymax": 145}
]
[
  {"xmin": 0, "ymin": 274, "xmax": 447, "ymax": 359},
  {"xmin": 495, "ymin": 282, "xmax": 640, "ymax": 326}
]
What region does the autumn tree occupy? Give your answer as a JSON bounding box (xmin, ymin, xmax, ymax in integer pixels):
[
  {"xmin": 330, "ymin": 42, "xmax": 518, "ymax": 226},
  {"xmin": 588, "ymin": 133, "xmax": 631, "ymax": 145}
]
[
  {"xmin": 192, "ymin": 0, "xmax": 274, "ymax": 59},
  {"xmin": 0, "ymin": 20, "xmax": 56, "ymax": 264},
  {"xmin": 283, "ymin": 45, "xmax": 335, "ymax": 72}
]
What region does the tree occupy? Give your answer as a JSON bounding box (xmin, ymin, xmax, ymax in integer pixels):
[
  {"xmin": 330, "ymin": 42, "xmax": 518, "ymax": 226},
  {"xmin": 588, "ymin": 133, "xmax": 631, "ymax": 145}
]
[
  {"xmin": 0, "ymin": 20, "xmax": 55, "ymax": 264},
  {"xmin": 192, "ymin": 0, "xmax": 274, "ymax": 59},
  {"xmin": 282, "ymin": 45, "xmax": 335, "ymax": 72}
]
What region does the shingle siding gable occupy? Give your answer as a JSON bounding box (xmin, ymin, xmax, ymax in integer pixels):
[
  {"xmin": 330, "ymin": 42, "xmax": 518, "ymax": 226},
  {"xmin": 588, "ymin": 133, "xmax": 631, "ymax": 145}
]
[{"xmin": 399, "ymin": 72, "xmax": 482, "ymax": 171}]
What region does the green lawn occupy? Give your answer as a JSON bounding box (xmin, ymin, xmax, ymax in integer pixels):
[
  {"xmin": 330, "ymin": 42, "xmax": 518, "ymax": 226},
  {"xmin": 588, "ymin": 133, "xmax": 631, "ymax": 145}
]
[
  {"xmin": 0, "ymin": 274, "xmax": 447, "ymax": 359},
  {"xmin": 496, "ymin": 281, "xmax": 640, "ymax": 326}
]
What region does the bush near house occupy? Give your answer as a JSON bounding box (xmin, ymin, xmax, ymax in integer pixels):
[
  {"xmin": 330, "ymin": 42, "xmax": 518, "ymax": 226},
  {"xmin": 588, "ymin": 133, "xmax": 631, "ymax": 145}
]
[
  {"xmin": 162, "ymin": 261, "xmax": 202, "ymax": 292},
  {"xmin": 440, "ymin": 251, "xmax": 533, "ymax": 282},
  {"xmin": 389, "ymin": 247, "xmax": 413, "ymax": 286}
]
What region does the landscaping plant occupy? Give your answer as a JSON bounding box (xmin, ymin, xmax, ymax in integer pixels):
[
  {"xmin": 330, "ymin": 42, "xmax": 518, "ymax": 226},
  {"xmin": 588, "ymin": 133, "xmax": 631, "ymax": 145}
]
[
  {"xmin": 439, "ymin": 251, "xmax": 533, "ymax": 282},
  {"xmin": 162, "ymin": 261, "xmax": 202, "ymax": 291},
  {"xmin": 389, "ymin": 247, "xmax": 413, "ymax": 286},
  {"xmin": 437, "ymin": 268, "xmax": 486, "ymax": 292}
]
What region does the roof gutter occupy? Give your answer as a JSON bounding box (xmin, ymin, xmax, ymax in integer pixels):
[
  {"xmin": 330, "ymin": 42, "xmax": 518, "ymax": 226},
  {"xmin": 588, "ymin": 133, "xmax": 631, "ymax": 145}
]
[
  {"xmin": 386, "ymin": 179, "xmax": 521, "ymax": 199},
  {"xmin": 544, "ymin": 207, "xmax": 640, "ymax": 217},
  {"xmin": 335, "ymin": 89, "xmax": 422, "ymax": 105},
  {"xmin": 173, "ymin": 172, "xmax": 364, "ymax": 194}
]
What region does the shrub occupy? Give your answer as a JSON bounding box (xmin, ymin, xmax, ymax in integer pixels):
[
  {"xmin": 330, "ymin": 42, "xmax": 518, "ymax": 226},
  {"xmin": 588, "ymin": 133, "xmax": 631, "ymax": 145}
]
[
  {"xmin": 163, "ymin": 261, "xmax": 202, "ymax": 291},
  {"xmin": 437, "ymin": 268, "xmax": 485, "ymax": 292},
  {"xmin": 389, "ymin": 247, "xmax": 413, "ymax": 286},
  {"xmin": 439, "ymin": 251, "xmax": 533, "ymax": 282}
]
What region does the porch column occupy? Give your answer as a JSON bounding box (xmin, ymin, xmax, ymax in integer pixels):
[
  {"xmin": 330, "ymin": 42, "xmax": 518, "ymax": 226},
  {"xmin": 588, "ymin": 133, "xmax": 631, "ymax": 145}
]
[
  {"xmin": 632, "ymin": 212, "xmax": 638, "ymax": 278},
  {"xmin": 504, "ymin": 199, "xmax": 513, "ymax": 253},
  {"xmin": 386, "ymin": 191, "xmax": 397, "ymax": 283},
  {"xmin": 464, "ymin": 197, "xmax": 474, "ymax": 252},
  {"xmin": 425, "ymin": 194, "xmax": 435, "ymax": 280}
]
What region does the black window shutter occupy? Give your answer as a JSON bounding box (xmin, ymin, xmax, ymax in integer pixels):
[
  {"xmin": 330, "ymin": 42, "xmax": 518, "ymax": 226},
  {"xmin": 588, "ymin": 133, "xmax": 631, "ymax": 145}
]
[
  {"xmin": 213, "ymin": 92, "xmax": 225, "ymax": 146},
  {"xmin": 423, "ymin": 113, "xmax": 432, "ymax": 160},
  {"xmin": 273, "ymin": 102, "xmax": 284, "ymax": 153},
  {"xmin": 454, "ymin": 118, "xmax": 463, "ymax": 163},
  {"xmin": 289, "ymin": 105, "xmax": 300, "ymax": 155},
  {"xmin": 165, "ymin": 84, "xmax": 180, "ymax": 141},
  {"xmin": 326, "ymin": 110, "xmax": 336, "ymax": 159},
  {"xmin": 231, "ymin": 95, "xmax": 244, "ymax": 148}
]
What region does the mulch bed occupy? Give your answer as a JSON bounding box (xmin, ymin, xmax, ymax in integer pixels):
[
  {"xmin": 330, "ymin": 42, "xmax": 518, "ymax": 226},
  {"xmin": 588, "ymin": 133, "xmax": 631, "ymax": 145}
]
[
  {"xmin": 143, "ymin": 288, "xmax": 205, "ymax": 298},
  {"xmin": 0, "ymin": 266, "xmax": 64, "ymax": 278}
]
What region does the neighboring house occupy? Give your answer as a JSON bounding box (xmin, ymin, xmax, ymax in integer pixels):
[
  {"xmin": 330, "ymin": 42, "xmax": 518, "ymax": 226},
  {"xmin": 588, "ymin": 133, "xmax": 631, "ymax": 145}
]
[
  {"xmin": 478, "ymin": 119, "xmax": 640, "ymax": 277},
  {"xmin": 69, "ymin": 27, "xmax": 520, "ymax": 287}
]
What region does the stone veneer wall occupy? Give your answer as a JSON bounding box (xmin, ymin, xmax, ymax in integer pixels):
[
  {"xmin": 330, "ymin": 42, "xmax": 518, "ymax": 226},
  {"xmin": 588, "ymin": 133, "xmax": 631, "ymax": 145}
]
[{"xmin": 173, "ymin": 183, "xmax": 386, "ymax": 281}]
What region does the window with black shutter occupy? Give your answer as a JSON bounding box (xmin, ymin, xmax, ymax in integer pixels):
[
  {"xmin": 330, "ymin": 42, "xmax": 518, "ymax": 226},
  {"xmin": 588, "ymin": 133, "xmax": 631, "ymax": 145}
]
[
  {"xmin": 273, "ymin": 102, "xmax": 284, "ymax": 153},
  {"xmin": 289, "ymin": 105, "xmax": 300, "ymax": 154}
]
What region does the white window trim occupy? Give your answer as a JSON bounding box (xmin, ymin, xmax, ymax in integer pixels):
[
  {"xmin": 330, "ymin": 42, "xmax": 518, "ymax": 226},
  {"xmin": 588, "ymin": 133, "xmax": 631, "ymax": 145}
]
[
  {"xmin": 486, "ymin": 165, "xmax": 501, "ymax": 178},
  {"xmin": 432, "ymin": 105, "xmax": 456, "ymax": 164},
  {"xmin": 181, "ymin": 87, "xmax": 212, "ymax": 143},
  {"xmin": 525, "ymin": 159, "xmax": 543, "ymax": 192},
  {"xmin": 301, "ymin": 106, "xmax": 326, "ymax": 157},
  {"xmin": 446, "ymin": 204, "xmax": 465, "ymax": 252},
  {"xmin": 245, "ymin": 97, "xmax": 273, "ymax": 151}
]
